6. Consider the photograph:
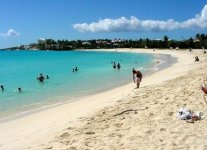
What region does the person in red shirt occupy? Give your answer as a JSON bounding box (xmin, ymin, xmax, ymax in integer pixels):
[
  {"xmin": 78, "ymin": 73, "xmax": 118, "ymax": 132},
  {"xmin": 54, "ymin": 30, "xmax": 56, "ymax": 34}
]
[{"xmin": 132, "ymin": 68, "xmax": 142, "ymax": 88}]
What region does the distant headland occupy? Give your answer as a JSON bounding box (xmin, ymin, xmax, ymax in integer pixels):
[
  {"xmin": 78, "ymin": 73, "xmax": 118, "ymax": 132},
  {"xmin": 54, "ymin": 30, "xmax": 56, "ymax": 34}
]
[{"xmin": 2, "ymin": 33, "xmax": 207, "ymax": 51}]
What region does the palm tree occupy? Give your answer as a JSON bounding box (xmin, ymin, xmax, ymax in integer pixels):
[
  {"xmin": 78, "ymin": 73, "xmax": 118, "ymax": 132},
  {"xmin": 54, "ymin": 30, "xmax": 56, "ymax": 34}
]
[{"xmin": 163, "ymin": 35, "xmax": 169, "ymax": 48}]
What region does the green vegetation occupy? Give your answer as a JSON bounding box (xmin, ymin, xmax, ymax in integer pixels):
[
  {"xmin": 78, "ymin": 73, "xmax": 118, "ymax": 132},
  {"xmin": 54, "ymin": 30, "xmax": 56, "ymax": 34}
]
[{"xmin": 3, "ymin": 33, "xmax": 207, "ymax": 50}]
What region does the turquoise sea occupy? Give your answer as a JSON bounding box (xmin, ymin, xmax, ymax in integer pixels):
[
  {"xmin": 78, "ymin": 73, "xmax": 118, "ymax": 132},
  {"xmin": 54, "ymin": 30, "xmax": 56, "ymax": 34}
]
[{"xmin": 0, "ymin": 50, "xmax": 175, "ymax": 119}]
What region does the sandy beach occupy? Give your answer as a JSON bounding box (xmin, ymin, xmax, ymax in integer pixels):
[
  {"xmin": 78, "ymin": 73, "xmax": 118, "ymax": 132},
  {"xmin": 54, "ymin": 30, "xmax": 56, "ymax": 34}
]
[{"xmin": 0, "ymin": 49, "xmax": 207, "ymax": 150}]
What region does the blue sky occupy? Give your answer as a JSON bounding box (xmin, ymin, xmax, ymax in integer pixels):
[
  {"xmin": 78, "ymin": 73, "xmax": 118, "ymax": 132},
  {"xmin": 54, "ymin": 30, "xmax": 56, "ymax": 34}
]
[{"xmin": 0, "ymin": 0, "xmax": 207, "ymax": 48}]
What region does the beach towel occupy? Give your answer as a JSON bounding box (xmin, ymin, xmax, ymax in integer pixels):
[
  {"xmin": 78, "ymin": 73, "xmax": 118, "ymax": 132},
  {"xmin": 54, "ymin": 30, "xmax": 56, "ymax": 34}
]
[
  {"xmin": 177, "ymin": 107, "xmax": 192, "ymax": 120},
  {"xmin": 177, "ymin": 108, "xmax": 206, "ymax": 120}
]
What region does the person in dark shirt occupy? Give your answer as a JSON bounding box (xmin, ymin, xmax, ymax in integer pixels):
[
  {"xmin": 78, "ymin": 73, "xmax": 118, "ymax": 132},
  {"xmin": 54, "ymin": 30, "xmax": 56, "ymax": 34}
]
[
  {"xmin": 37, "ymin": 73, "xmax": 45, "ymax": 82},
  {"xmin": 113, "ymin": 62, "xmax": 116, "ymax": 69},
  {"xmin": 117, "ymin": 63, "xmax": 121, "ymax": 70}
]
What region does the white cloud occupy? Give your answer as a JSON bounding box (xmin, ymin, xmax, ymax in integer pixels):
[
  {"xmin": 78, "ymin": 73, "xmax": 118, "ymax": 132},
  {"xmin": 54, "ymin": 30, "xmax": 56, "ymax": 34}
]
[
  {"xmin": 73, "ymin": 4, "xmax": 207, "ymax": 32},
  {"xmin": 0, "ymin": 29, "xmax": 20, "ymax": 37}
]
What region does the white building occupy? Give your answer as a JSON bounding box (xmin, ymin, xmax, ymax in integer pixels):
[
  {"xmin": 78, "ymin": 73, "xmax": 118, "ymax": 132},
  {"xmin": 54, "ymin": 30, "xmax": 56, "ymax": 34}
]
[{"xmin": 38, "ymin": 38, "xmax": 46, "ymax": 44}]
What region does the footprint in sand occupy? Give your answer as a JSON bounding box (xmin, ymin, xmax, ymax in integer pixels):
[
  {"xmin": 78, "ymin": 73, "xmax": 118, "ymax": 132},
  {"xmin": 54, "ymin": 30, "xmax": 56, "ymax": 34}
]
[
  {"xmin": 168, "ymin": 112, "xmax": 174, "ymax": 116},
  {"xmin": 160, "ymin": 128, "xmax": 166, "ymax": 131}
]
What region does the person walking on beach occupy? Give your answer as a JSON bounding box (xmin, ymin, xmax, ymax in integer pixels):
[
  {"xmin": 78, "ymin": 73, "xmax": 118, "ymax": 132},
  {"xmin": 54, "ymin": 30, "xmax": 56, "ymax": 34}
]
[{"xmin": 132, "ymin": 68, "xmax": 142, "ymax": 88}]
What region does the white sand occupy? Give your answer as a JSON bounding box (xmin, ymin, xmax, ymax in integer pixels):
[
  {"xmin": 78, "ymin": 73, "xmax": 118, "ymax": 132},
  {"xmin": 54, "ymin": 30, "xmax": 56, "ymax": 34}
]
[{"xmin": 0, "ymin": 49, "xmax": 206, "ymax": 150}]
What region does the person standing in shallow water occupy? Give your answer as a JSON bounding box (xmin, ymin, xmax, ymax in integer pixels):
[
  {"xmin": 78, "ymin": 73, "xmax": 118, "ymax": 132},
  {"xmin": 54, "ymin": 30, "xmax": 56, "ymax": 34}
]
[
  {"xmin": 113, "ymin": 62, "xmax": 116, "ymax": 69},
  {"xmin": 18, "ymin": 87, "xmax": 22, "ymax": 93},
  {"xmin": 46, "ymin": 75, "xmax": 50, "ymax": 79},
  {"xmin": 37, "ymin": 73, "xmax": 45, "ymax": 82},
  {"xmin": 75, "ymin": 67, "xmax": 78, "ymax": 71},
  {"xmin": 132, "ymin": 68, "xmax": 142, "ymax": 88},
  {"xmin": 117, "ymin": 63, "xmax": 121, "ymax": 69},
  {"xmin": 1, "ymin": 85, "xmax": 4, "ymax": 91}
]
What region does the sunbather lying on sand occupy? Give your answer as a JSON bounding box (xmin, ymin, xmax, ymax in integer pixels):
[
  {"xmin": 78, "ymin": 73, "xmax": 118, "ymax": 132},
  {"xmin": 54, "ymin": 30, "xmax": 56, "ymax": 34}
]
[{"xmin": 177, "ymin": 107, "xmax": 204, "ymax": 123}]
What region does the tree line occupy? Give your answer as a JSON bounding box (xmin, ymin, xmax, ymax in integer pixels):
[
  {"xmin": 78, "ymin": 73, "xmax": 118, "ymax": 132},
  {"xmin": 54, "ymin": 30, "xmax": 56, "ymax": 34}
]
[{"xmin": 5, "ymin": 33, "xmax": 207, "ymax": 50}]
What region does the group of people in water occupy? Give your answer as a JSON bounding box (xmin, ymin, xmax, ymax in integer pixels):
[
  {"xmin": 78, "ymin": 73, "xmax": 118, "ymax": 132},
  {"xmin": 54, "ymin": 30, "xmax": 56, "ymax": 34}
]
[
  {"xmin": 1, "ymin": 65, "xmax": 142, "ymax": 94},
  {"xmin": 0, "ymin": 73, "xmax": 50, "ymax": 93},
  {"xmin": 1, "ymin": 85, "xmax": 22, "ymax": 93},
  {"xmin": 112, "ymin": 61, "xmax": 142, "ymax": 88},
  {"xmin": 1, "ymin": 67, "xmax": 81, "ymax": 94},
  {"xmin": 112, "ymin": 62, "xmax": 121, "ymax": 69},
  {"xmin": 112, "ymin": 62, "xmax": 142, "ymax": 88},
  {"xmin": 72, "ymin": 67, "xmax": 79, "ymax": 72}
]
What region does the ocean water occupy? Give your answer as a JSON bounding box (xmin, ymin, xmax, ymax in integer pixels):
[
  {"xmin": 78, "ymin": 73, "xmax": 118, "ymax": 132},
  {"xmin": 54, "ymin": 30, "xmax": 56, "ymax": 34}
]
[{"xmin": 0, "ymin": 50, "xmax": 172, "ymax": 119}]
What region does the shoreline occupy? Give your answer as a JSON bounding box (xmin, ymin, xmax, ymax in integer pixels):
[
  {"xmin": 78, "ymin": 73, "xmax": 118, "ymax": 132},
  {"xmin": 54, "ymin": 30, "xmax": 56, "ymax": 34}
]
[
  {"xmin": 0, "ymin": 50, "xmax": 175, "ymax": 123},
  {"xmin": 0, "ymin": 48, "xmax": 204, "ymax": 149}
]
